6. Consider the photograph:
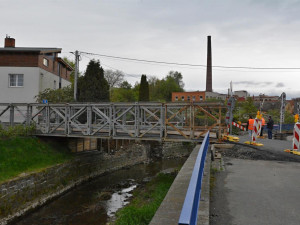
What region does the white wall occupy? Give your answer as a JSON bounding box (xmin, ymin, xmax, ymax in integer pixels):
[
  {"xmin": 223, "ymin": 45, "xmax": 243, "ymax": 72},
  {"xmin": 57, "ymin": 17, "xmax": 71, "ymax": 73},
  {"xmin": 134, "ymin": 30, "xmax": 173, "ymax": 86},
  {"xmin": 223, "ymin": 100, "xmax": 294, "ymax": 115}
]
[
  {"xmin": 39, "ymin": 68, "xmax": 71, "ymax": 92},
  {"xmin": 0, "ymin": 67, "xmax": 39, "ymax": 103},
  {"xmin": 205, "ymin": 91, "xmax": 227, "ymax": 100},
  {"xmin": 234, "ymin": 91, "xmax": 249, "ymax": 98}
]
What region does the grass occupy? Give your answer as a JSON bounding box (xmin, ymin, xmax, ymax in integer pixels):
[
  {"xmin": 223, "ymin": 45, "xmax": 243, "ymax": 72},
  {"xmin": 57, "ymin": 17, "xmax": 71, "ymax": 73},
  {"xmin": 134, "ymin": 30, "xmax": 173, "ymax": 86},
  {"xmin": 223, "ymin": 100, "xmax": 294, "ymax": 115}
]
[
  {"xmin": 114, "ymin": 173, "xmax": 176, "ymax": 225},
  {"xmin": 0, "ymin": 137, "xmax": 72, "ymax": 183}
]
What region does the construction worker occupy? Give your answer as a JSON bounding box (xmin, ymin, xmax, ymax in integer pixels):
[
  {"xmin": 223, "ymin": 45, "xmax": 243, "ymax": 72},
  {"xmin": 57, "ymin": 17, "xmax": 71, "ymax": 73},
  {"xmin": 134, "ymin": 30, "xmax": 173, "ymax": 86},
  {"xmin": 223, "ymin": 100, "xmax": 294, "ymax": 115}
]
[
  {"xmin": 267, "ymin": 116, "xmax": 274, "ymax": 139},
  {"xmin": 260, "ymin": 117, "xmax": 265, "ymax": 136},
  {"xmin": 247, "ymin": 116, "xmax": 254, "ymax": 137}
]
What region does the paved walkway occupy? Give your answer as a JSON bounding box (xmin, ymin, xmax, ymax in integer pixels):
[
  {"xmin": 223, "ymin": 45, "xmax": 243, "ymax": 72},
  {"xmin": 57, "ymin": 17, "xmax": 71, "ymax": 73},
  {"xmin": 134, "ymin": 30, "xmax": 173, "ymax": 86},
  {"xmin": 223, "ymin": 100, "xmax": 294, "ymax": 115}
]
[
  {"xmin": 212, "ymin": 134, "xmax": 300, "ymax": 225},
  {"xmin": 217, "ymin": 158, "xmax": 300, "ymax": 225}
]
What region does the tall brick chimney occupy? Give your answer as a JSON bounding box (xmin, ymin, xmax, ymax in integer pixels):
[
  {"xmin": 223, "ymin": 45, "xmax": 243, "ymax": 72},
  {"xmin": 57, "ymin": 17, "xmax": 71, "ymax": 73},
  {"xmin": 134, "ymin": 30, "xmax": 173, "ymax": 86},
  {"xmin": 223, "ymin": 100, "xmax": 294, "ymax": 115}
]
[
  {"xmin": 206, "ymin": 36, "xmax": 212, "ymax": 92},
  {"xmin": 4, "ymin": 35, "xmax": 15, "ymax": 48}
]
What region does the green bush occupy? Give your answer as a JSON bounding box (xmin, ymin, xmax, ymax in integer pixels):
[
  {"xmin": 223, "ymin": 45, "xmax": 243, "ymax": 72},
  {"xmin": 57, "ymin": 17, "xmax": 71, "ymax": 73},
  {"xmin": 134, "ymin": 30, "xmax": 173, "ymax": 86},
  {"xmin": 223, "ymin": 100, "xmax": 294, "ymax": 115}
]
[{"xmin": 0, "ymin": 124, "xmax": 36, "ymax": 138}]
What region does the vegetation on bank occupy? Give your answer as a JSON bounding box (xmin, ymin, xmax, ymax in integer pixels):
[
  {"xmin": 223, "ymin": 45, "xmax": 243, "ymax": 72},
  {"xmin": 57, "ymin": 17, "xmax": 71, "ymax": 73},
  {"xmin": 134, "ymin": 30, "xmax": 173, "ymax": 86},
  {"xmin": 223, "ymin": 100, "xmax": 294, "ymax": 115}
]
[
  {"xmin": 114, "ymin": 173, "xmax": 176, "ymax": 225},
  {"xmin": 0, "ymin": 136, "xmax": 72, "ymax": 183}
]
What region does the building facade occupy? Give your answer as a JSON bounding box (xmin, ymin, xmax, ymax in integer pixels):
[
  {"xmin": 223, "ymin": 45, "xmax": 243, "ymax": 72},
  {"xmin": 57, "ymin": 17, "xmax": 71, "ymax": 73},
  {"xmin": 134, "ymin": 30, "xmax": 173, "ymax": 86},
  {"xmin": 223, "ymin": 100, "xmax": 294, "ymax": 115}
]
[
  {"xmin": 172, "ymin": 91, "xmax": 206, "ymax": 102},
  {"xmin": 205, "ymin": 91, "xmax": 227, "ymax": 101},
  {"xmin": 0, "ymin": 36, "xmax": 72, "ymax": 103}
]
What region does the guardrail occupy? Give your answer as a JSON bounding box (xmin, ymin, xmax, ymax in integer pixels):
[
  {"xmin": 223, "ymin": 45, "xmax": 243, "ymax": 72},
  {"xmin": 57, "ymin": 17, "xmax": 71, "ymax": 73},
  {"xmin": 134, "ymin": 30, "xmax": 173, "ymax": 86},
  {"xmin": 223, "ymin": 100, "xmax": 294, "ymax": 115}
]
[{"xmin": 178, "ymin": 131, "xmax": 210, "ymax": 225}]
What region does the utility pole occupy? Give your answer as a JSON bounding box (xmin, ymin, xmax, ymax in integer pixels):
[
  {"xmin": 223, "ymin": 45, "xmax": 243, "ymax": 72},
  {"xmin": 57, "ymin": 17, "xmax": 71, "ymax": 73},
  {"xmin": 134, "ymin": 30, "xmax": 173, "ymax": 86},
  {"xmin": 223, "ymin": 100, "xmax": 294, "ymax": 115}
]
[
  {"xmin": 74, "ymin": 50, "xmax": 79, "ymax": 101},
  {"xmin": 280, "ymin": 92, "xmax": 286, "ymax": 133}
]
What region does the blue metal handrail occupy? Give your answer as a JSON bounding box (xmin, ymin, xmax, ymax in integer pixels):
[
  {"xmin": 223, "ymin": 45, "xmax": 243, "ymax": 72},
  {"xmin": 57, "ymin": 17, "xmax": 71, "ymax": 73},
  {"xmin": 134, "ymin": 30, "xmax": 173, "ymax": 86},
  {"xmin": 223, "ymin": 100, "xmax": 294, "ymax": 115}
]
[{"xmin": 178, "ymin": 132, "xmax": 210, "ymax": 225}]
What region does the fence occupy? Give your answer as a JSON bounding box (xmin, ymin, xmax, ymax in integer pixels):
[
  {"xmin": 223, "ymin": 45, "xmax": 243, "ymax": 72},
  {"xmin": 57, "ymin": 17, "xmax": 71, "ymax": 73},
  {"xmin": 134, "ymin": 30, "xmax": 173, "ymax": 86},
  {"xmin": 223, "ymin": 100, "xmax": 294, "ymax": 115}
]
[{"xmin": 178, "ymin": 132, "xmax": 210, "ymax": 225}]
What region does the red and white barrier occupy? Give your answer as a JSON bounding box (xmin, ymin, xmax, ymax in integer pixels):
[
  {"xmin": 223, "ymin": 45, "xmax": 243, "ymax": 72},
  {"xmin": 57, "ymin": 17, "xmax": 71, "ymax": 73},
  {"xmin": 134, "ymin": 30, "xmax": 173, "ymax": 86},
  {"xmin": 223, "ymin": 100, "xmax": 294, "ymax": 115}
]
[
  {"xmin": 292, "ymin": 122, "xmax": 300, "ymax": 151},
  {"xmin": 232, "ymin": 122, "xmax": 246, "ymax": 131},
  {"xmin": 251, "ymin": 119, "xmax": 259, "ymax": 143}
]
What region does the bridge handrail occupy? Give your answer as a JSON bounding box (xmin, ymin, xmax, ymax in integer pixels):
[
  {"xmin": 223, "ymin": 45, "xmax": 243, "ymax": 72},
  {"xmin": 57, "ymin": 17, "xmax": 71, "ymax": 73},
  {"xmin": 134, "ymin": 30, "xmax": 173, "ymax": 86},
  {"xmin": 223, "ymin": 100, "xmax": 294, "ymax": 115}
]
[{"xmin": 178, "ymin": 131, "xmax": 210, "ymax": 225}]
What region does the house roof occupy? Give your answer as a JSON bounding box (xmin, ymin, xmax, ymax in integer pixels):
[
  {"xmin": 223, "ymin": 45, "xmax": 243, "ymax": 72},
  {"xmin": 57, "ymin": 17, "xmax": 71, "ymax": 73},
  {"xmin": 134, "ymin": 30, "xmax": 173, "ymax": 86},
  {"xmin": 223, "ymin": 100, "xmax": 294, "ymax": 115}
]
[
  {"xmin": 0, "ymin": 47, "xmax": 62, "ymax": 54},
  {"xmin": 57, "ymin": 57, "xmax": 73, "ymax": 71}
]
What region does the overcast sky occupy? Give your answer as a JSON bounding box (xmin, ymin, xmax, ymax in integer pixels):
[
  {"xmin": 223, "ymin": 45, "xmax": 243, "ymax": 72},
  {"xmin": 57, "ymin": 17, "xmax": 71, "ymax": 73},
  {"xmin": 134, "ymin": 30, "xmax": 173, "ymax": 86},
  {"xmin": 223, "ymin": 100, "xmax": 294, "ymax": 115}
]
[{"xmin": 2, "ymin": 0, "xmax": 300, "ymax": 99}]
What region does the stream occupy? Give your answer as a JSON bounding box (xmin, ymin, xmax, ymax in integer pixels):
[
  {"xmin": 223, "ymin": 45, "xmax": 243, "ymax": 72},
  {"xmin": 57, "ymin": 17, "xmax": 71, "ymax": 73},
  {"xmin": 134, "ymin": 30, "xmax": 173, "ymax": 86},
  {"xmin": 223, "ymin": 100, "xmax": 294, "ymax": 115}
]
[{"xmin": 12, "ymin": 157, "xmax": 187, "ymax": 225}]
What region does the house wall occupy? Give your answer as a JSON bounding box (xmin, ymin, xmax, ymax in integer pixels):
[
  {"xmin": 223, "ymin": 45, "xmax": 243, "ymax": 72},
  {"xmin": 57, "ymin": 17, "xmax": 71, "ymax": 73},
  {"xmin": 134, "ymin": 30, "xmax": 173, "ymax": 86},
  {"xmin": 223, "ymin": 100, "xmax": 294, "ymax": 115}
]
[
  {"xmin": 0, "ymin": 53, "xmax": 39, "ymax": 67},
  {"xmin": 39, "ymin": 68, "xmax": 71, "ymax": 92},
  {"xmin": 37, "ymin": 55, "xmax": 71, "ymax": 81},
  {"xmin": 0, "ymin": 67, "xmax": 39, "ymax": 103}
]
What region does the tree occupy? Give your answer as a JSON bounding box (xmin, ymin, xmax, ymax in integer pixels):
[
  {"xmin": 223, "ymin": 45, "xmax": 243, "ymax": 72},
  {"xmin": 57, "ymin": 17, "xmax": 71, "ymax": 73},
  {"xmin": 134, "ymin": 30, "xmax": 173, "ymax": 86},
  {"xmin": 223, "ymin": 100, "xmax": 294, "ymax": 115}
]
[
  {"xmin": 138, "ymin": 75, "xmax": 149, "ymax": 101},
  {"xmin": 35, "ymin": 86, "xmax": 73, "ymax": 103},
  {"xmin": 167, "ymin": 71, "xmax": 184, "ymax": 89},
  {"xmin": 63, "ymin": 57, "xmax": 81, "ymax": 88},
  {"xmin": 104, "ymin": 69, "xmax": 125, "ymax": 88},
  {"xmin": 78, "ymin": 59, "xmax": 109, "ymax": 102},
  {"xmin": 148, "ymin": 72, "xmax": 184, "ymax": 102},
  {"xmin": 111, "ymin": 81, "xmax": 137, "ymax": 102}
]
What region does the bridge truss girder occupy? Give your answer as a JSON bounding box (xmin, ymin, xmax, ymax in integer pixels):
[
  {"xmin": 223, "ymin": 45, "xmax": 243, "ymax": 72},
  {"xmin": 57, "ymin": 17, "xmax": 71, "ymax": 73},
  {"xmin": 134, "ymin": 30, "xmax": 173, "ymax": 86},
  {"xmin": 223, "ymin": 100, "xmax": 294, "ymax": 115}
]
[{"xmin": 0, "ymin": 102, "xmax": 225, "ymax": 142}]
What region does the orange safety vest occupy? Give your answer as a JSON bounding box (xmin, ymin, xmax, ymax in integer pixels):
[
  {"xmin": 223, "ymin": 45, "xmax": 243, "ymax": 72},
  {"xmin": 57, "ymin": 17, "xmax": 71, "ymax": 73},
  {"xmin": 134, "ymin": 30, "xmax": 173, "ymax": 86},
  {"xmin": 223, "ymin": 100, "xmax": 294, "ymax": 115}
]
[
  {"xmin": 248, "ymin": 119, "xmax": 254, "ymax": 130},
  {"xmin": 261, "ymin": 118, "xmax": 265, "ymax": 126}
]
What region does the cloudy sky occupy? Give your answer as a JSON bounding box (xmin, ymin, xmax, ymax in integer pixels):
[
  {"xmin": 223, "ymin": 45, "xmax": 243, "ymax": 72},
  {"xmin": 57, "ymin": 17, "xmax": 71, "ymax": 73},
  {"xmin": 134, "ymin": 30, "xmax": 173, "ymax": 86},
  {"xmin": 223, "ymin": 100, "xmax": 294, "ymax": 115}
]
[{"xmin": 2, "ymin": 0, "xmax": 300, "ymax": 99}]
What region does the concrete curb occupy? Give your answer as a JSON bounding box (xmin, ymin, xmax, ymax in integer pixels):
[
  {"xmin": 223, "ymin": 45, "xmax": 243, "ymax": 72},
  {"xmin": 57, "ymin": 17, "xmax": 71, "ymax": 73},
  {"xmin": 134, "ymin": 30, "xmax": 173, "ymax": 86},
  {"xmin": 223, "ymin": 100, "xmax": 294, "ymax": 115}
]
[{"xmin": 150, "ymin": 145, "xmax": 210, "ymax": 225}]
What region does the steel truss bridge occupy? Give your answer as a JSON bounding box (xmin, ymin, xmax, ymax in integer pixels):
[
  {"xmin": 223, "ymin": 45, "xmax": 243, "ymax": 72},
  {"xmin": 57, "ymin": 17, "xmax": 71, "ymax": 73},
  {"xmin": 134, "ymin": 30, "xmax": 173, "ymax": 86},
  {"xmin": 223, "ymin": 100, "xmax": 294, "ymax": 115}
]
[{"xmin": 0, "ymin": 102, "xmax": 225, "ymax": 142}]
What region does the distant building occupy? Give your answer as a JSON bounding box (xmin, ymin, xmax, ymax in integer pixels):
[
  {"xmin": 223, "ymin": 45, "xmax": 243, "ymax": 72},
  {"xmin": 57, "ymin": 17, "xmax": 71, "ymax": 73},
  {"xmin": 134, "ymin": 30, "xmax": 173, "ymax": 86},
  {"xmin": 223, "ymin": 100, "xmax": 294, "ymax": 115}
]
[
  {"xmin": 172, "ymin": 91, "xmax": 227, "ymax": 102},
  {"xmin": 0, "ymin": 36, "xmax": 72, "ymax": 103},
  {"xmin": 234, "ymin": 90, "xmax": 249, "ymax": 99},
  {"xmin": 172, "ymin": 91, "xmax": 206, "ymax": 102},
  {"xmin": 205, "ymin": 91, "xmax": 227, "ymax": 101},
  {"xmin": 253, "ymin": 94, "xmax": 279, "ymax": 102}
]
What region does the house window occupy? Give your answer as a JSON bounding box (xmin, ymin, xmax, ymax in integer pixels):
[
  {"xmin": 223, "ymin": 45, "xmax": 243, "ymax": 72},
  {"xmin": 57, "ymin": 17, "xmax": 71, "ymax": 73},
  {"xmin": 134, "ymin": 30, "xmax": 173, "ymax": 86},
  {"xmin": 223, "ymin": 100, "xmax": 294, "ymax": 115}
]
[
  {"xmin": 43, "ymin": 58, "xmax": 49, "ymax": 67},
  {"xmin": 181, "ymin": 96, "xmax": 185, "ymax": 101},
  {"xmin": 187, "ymin": 96, "xmax": 190, "ymax": 101},
  {"xmin": 192, "ymin": 96, "xmax": 196, "ymax": 101},
  {"xmin": 200, "ymin": 96, "xmax": 203, "ymax": 101},
  {"xmin": 175, "ymin": 96, "xmax": 178, "ymax": 101},
  {"xmin": 9, "ymin": 74, "xmax": 24, "ymax": 87},
  {"xmin": 53, "ymin": 80, "xmax": 57, "ymax": 90}
]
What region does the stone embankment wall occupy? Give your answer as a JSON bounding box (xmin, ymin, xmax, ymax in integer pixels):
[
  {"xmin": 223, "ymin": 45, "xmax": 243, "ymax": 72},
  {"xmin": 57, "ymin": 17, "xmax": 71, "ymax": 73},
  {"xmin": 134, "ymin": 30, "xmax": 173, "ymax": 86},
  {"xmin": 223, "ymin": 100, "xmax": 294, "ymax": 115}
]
[{"xmin": 0, "ymin": 139, "xmax": 194, "ymax": 225}]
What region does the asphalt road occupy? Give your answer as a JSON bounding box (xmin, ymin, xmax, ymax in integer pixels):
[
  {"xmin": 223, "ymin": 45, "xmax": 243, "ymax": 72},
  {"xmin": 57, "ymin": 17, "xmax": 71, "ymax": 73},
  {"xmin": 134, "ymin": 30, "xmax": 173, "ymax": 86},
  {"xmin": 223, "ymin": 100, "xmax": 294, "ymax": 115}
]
[
  {"xmin": 238, "ymin": 134, "xmax": 292, "ymax": 152},
  {"xmin": 211, "ymin": 136, "xmax": 300, "ymax": 225}
]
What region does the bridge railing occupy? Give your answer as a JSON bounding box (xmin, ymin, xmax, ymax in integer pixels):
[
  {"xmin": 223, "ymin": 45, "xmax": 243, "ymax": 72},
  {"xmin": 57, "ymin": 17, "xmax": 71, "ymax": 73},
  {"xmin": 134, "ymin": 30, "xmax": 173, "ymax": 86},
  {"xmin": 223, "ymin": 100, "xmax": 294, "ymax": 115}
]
[
  {"xmin": 0, "ymin": 103, "xmax": 222, "ymax": 141},
  {"xmin": 178, "ymin": 131, "xmax": 210, "ymax": 225}
]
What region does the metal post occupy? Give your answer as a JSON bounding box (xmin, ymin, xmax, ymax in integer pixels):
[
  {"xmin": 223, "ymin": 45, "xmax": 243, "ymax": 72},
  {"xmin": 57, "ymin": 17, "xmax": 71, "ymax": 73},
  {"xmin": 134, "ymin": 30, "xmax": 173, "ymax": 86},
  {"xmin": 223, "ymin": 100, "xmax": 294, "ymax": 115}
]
[
  {"xmin": 9, "ymin": 104, "xmax": 14, "ymax": 126},
  {"xmin": 46, "ymin": 105, "xmax": 50, "ymax": 133},
  {"xmin": 280, "ymin": 92, "xmax": 286, "ymax": 133},
  {"xmin": 218, "ymin": 105, "xmax": 222, "ymax": 140},
  {"xmin": 160, "ymin": 103, "xmax": 164, "ymax": 138},
  {"xmin": 74, "ymin": 50, "xmax": 79, "ymax": 101},
  {"xmin": 26, "ymin": 104, "xmax": 31, "ymax": 126},
  {"xmin": 191, "ymin": 104, "xmax": 195, "ymax": 139},
  {"xmin": 87, "ymin": 104, "xmax": 92, "ymax": 135}
]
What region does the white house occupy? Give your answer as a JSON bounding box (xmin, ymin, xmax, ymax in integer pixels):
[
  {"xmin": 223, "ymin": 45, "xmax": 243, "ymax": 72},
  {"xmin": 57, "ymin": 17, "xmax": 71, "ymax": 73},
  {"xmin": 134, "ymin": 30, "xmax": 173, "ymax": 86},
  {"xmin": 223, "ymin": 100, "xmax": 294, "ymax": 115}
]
[{"xmin": 0, "ymin": 36, "xmax": 72, "ymax": 103}]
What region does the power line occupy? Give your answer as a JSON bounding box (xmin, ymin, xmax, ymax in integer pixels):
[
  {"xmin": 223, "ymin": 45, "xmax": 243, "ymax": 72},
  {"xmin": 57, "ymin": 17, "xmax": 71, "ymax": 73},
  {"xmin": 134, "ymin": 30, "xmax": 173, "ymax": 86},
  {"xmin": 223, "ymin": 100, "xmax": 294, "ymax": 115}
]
[
  {"xmin": 82, "ymin": 54, "xmax": 140, "ymax": 79},
  {"xmin": 80, "ymin": 51, "xmax": 300, "ymax": 70}
]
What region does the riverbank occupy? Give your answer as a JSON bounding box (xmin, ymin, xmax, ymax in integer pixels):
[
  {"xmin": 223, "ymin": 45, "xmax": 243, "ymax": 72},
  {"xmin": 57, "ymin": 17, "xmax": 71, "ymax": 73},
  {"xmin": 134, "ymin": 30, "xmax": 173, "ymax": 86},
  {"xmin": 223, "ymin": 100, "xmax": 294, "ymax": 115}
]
[
  {"xmin": 10, "ymin": 158, "xmax": 187, "ymax": 225},
  {"xmin": 113, "ymin": 170, "xmax": 178, "ymax": 225},
  {"xmin": 0, "ymin": 137, "xmax": 72, "ymax": 183},
  {"xmin": 1, "ymin": 138, "xmax": 194, "ymax": 225}
]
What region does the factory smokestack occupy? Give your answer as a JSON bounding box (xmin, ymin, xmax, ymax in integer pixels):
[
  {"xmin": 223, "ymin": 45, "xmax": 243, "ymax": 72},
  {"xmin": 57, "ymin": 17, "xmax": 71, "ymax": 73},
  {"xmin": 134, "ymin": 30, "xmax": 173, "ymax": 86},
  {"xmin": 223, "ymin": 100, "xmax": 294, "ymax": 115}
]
[{"xmin": 206, "ymin": 36, "xmax": 212, "ymax": 92}]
